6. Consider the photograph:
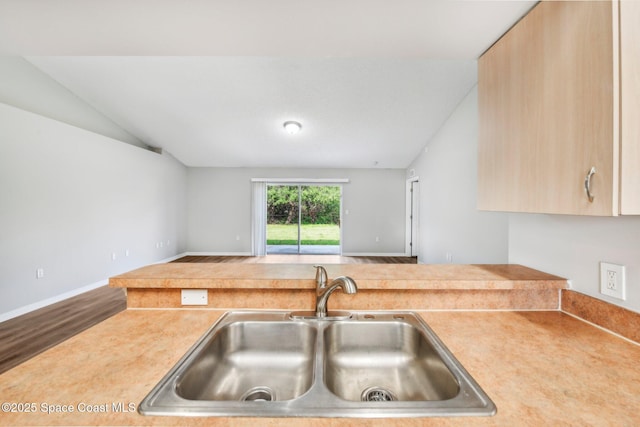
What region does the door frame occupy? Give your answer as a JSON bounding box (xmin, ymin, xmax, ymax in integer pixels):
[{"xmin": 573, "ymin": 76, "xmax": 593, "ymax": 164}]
[
  {"xmin": 405, "ymin": 176, "xmax": 420, "ymax": 257},
  {"xmin": 263, "ymin": 179, "xmax": 347, "ymax": 255}
]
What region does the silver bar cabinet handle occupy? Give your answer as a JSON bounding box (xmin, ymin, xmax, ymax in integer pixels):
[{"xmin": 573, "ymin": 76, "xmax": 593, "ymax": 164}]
[{"xmin": 584, "ymin": 166, "xmax": 596, "ymax": 203}]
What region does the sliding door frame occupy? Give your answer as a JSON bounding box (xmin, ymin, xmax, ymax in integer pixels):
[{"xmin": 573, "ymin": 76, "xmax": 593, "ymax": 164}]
[{"xmin": 252, "ymin": 178, "xmax": 349, "ymax": 255}]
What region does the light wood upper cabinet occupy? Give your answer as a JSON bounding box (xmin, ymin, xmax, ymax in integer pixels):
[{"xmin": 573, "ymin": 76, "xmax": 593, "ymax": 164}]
[{"xmin": 478, "ymin": 1, "xmax": 640, "ymax": 216}]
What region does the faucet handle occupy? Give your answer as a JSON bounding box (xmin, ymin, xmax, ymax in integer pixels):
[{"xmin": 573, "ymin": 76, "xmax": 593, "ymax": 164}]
[{"xmin": 313, "ymin": 265, "xmax": 328, "ymax": 288}]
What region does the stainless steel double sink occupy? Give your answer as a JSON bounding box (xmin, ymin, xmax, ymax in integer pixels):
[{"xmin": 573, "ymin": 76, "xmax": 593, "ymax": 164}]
[{"xmin": 139, "ymin": 311, "xmax": 496, "ymax": 418}]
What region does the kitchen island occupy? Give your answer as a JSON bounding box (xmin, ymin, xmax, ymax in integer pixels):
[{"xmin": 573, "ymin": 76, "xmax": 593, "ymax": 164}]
[{"xmin": 1, "ymin": 308, "xmax": 638, "ymax": 426}]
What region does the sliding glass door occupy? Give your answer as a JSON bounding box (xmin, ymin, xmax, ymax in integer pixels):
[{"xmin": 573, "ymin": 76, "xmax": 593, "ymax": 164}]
[
  {"xmin": 266, "ymin": 184, "xmax": 341, "ymax": 255},
  {"xmin": 266, "ymin": 185, "xmax": 300, "ymax": 253}
]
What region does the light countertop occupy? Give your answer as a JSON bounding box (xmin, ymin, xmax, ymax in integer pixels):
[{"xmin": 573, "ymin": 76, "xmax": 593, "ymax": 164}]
[
  {"xmin": 110, "ymin": 264, "xmax": 567, "ymax": 290},
  {"xmin": 1, "ymin": 308, "xmax": 638, "ymax": 426}
]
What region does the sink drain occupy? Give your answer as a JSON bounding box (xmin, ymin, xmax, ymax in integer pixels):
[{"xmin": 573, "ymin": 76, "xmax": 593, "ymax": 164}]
[
  {"xmin": 240, "ymin": 386, "xmax": 275, "ymax": 402},
  {"xmin": 361, "ymin": 387, "xmax": 396, "ymax": 402}
]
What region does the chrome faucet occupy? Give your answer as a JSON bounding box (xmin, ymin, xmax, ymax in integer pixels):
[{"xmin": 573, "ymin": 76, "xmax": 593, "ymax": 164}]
[
  {"xmin": 313, "ymin": 265, "xmax": 358, "ymax": 318},
  {"xmin": 314, "ymin": 264, "xmax": 328, "ymax": 288}
]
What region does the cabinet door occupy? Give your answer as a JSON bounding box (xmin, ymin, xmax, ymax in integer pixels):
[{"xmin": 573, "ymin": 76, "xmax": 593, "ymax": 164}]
[
  {"xmin": 478, "ymin": 1, "xmax": 616, "ymax": 215},
  {"xmin": 478, "ymin": 2, "xmax": 544, "ymax": 212}
]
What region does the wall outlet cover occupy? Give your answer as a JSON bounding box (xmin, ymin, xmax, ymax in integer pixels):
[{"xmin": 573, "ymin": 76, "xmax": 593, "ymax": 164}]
[
  {"xmin": 599, "ymin": 262, "xmax": 626, "ymax": 300},
  {"xmin": 181, "ymin": 289, "xmax": 208, "ymax": 306}
]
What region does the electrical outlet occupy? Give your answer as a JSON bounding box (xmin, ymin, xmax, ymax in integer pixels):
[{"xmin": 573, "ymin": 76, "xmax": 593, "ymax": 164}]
[
  {"xmin": 36, "ymin": 268, "xmax": 44, "ymax": 279},
  {"xmin": 446, "ymin": 253, "xmax": 453, "ymax": 263},
  {"xmin": 607, "ymin": 270, "xmax": 617, "ymax": 290},
  {"xmin": 600, "ymin": 262, "xmax": 626, "ymax": 300}
]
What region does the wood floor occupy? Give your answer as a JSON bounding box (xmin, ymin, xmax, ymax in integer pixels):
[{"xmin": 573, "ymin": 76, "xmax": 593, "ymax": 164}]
[
  {"xmin": 0, "ymin": 286, "xmax": 126, "ymax": 375},
  {"xmin": 0, "ymin": 254, "xmax": 415, "ymax": 374},
  {"xmin": 173, "ymin": 255, "xmax": 418, "ymax": 264}
]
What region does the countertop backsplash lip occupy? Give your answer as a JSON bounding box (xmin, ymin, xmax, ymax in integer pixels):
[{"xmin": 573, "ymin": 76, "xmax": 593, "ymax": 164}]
[{"xmin": 561, "ymin": 289, "xmax": 640, "ymax": 344}]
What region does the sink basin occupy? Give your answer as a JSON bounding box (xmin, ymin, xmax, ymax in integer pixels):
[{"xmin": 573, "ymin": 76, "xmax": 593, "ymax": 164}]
[
  {"xmin": 323, "ymin": 321, "xmax": 459, "ymax": 402},
  {"xmin": 176, "ymin": 321, "xmax": 315, "ymax": 401},
  {"xmin": 139, "ymin": 311, "xmax": 496, "ymax": 418}
]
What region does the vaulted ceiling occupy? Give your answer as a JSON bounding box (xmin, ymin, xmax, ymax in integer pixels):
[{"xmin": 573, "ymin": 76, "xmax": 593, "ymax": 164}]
[{"xmin": 0, "ymin": 0, "xmax": 535, "ymax": 168}]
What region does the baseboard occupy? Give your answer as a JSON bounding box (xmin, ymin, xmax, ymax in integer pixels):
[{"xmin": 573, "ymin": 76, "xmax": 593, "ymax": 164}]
[
  {"xmin": 182, "ymin": 251, "xmax": 254, "ymax": 257},
  {"xmin": 340, "ymin": 252, "xmax": 410, "ymax": 257},
  {"xmin": 0, "ymin": 279, "xmax": 108, "ymax": 323},
  {"xmin": 155, "ymin": 252, "xmax": 192, "ymax": 263}
]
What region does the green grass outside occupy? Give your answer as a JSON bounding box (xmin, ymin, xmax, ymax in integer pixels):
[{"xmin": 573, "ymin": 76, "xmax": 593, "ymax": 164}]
[{"xmin": 267, "ymin": 224, "xmax": 340, "ymax": 245}]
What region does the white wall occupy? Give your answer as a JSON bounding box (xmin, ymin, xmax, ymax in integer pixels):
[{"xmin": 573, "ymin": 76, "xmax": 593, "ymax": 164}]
[
  {"xmin": 187, "ymin": 167, "xmax": 407, "ymax": 255},
  {"xmin": 509, "ymin": 214, "xmax": 640, "ymax": 313},
  {"xmin": 0, "ymin": 57, "xmax": 146, "ymax": 148},
  {"xmin": 0, "ymin": 102, "xmax": 187, "ymax": 319},
  {"xmin": 407, "ymin": 86, "xmax": 509, "ymax": 264}
]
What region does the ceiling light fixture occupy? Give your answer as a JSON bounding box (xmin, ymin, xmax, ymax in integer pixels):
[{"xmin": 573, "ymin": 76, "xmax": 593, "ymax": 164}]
[{"xmin": 283, "ymin": 121, "xmax": 302, "ymax": 135}]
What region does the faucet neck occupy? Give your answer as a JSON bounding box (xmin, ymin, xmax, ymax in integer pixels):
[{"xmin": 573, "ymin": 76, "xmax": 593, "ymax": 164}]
[
  {"xmin": 314, "ymin": 265, "xmax": 328, "ymax": 289},
  {"xmin": 315, "ymin": 276, "xmax": 358, "ymax": 317}
]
